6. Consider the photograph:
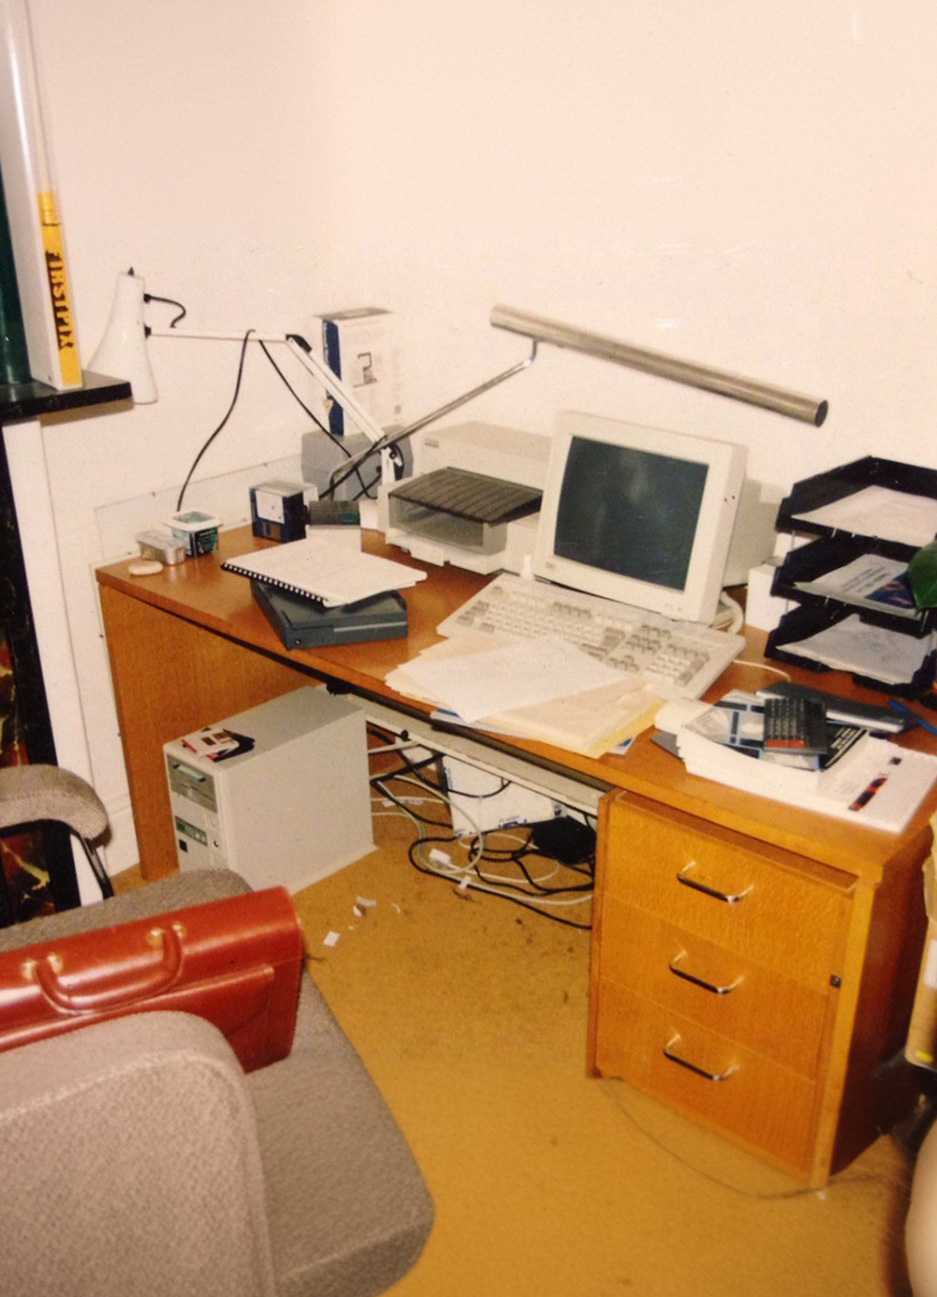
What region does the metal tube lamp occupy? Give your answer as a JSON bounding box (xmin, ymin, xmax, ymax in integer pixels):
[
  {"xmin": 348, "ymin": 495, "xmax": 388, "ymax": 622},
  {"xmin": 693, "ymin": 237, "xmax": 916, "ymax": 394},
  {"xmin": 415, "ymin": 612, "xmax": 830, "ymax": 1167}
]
[{"xmin": 489, "ymin": 305, "xmax": 828, "ymax": 428}]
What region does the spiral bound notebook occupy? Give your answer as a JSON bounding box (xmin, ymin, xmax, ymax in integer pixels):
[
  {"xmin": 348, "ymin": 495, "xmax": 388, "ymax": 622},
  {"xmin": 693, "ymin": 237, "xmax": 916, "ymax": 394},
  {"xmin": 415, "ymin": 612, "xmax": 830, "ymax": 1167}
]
[{"xmin": 222, "ymin": 535, "xmax": 427, "ymax": 608}]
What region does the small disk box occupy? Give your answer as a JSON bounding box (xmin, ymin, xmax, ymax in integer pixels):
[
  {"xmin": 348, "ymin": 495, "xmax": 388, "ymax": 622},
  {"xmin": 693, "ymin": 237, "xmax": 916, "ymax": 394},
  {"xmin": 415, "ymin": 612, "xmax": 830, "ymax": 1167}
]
[
  {"xmin": 164, "ymin": 687, "xmax": 374, "ymax": 892},
  {"xmin": 251, "ymin": 478, "xmax": 315, "ymax": 543}
]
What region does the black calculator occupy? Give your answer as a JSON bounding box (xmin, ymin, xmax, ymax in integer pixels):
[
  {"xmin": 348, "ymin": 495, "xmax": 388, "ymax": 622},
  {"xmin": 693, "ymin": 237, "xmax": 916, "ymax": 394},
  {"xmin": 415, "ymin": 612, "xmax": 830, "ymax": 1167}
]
[{"xmin": 763, "ymin": 696, "xmax": 829, "ymax": 756}]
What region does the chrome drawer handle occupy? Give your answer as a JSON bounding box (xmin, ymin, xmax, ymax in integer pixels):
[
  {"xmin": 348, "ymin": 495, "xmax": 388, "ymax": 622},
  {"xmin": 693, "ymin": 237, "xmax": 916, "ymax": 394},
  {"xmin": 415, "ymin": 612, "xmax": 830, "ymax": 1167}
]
[
  {"xmin": 663, "ymin": 1034, "xmax": 739, "ymax": 1082},
  {"xmin": 676, "ymin": 862, "xmax": 753, "ymax": 905},
  {"xmin": 668, "ymin": 951, "xmax": 743, "ymax": 996}
]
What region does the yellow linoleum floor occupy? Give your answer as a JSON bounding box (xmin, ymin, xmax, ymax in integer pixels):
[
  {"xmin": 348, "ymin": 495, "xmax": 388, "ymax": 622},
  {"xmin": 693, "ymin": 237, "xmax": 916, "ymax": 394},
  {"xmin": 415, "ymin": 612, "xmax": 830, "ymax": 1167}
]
[{"xmin": 289, "ymin": 812, "xmax": 919, "ymax": 1297}]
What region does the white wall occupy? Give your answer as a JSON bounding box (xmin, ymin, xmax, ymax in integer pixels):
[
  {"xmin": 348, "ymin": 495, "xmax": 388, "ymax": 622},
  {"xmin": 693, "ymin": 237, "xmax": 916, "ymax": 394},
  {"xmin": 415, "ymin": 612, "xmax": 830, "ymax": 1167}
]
[{"xmin": 20, "ymin": 0, "xmax": 937, "ymax": 872}]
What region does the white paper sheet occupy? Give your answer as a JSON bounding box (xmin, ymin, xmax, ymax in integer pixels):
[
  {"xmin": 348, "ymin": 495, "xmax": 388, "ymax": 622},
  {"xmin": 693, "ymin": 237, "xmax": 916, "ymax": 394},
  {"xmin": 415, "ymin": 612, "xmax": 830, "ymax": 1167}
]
[
  {"xmin": 399, "ymin": 634, "xmax": 630, "ymax": 724},
  {"xmin": 784, "ymin": 614, "xmax": 933, "ymax": 685},
  {"xmin": 793, "ymin": 485, "xmax": 937, "ymax": 549},
  {"xmin": 223, "ymin": 535, "xmax": 427, "ymax": 606}
]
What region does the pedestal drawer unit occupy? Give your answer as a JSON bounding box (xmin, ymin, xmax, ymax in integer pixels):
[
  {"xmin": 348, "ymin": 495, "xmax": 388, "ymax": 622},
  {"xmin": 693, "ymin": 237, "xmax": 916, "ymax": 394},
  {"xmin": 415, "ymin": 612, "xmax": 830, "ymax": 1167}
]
[{"xmin": 588, "ymin": 790, "xmax": 927, "ymax": 1186}]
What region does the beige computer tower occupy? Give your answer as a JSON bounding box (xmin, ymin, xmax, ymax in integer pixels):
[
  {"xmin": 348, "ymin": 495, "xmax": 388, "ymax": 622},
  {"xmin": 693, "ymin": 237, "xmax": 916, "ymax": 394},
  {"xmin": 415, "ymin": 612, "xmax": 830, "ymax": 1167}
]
[{"xmin": 164, "ymin": 686, "xmax": 374, "ymax": 892}]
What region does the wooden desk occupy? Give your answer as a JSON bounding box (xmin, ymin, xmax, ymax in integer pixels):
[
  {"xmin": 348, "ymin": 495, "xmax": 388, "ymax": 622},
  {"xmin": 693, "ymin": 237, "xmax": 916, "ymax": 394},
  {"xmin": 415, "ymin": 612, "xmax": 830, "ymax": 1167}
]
[{"xmin": 97, "ymin": 526, "xmax": 937, "ymax": 1185}]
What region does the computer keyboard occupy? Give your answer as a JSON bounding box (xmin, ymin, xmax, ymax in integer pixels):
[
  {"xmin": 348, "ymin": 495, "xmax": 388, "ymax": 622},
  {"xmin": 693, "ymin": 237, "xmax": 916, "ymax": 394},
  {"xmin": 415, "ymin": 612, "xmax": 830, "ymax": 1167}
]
[{"xmin": 436, "ymin": 572, "xmax": 745, "ymax": 700}]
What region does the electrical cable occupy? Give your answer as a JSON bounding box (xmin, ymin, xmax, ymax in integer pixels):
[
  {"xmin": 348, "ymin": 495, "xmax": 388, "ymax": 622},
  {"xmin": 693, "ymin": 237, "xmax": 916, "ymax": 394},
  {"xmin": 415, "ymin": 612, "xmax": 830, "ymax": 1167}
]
[
  {"xmin": 367, "ymin": 739, "xmax": 436, "ymax": 757},
  {"xmin": 405, "ymin": 843, "xmax": 593, "ymax": 929},
  {"xmin": 350, "ymin": 472, "xmax": 382, "ymax": 502},
  {"xmin": 257, "ymin": 339, "xmax": 331, "ymax": 434},
  {"xmin": 383, "ymin": 776, "xmax": 593, "ymax": 915},
  {"xmin": 366, "ymin": 728, "xmax": 593, "ymax": 927},
  {"xmin": 143, "ymin": 292, "xmax": 187, "ymax": 329},
  {"xmin": 327, "ymin": 434, "xmax": 402, "ymax": 498},
  {"xmin": 441, "ymin": 774, "xmax": 511, "ymax": 800},
  {"xmin": 375, "ymin": 767, "xmax": 594, "ymax": 881},
  {"xmin": 432, "ymin": 840, "xmax": 594, "ymax": 905},
  {"xmin": 600, "ymin": 1084, "xmax": 908, "ymax": 1201},
  {"xmin": 716, "ymin": 588, "xmax": 742, "ymax": 632},
  {"xmin": 733, "ymin": 659, "xmax": 791, "ymax": 681},
  {"xmin": 152, "ymin": 296, "xmax": 373, "ymax": 509},
  {"xmin": 367, "ymin": 737, "xmax": 442, "ymax": 781},
  {"xmin": 372, "ymin": 775, "xmax": 466, "ymax": 831},
  {"xmin": 474, "ymin": 847, "xmax": 593, "ymax": 896},
  {"xmin": 257, "ymin": 339, "xmax": 374, "ymax": 500},
  {"xmin": 327, "ymin": 449, "xmax": 380, "ymax": 498},
  {"xmin": 176, "ymin": 328, "xmax": 255, "ymax": 511}
]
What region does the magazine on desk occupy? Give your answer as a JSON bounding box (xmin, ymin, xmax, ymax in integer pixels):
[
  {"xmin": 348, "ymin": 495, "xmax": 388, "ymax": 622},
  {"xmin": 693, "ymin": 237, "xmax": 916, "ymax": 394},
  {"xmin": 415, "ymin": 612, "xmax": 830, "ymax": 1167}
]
[
  {"xmin": 675, "ymin": 692, "xmax": 937, "ymax": 833},
  {"xmin": 792, "ymin": 555, "xmax": 922, "ymax": 622}
]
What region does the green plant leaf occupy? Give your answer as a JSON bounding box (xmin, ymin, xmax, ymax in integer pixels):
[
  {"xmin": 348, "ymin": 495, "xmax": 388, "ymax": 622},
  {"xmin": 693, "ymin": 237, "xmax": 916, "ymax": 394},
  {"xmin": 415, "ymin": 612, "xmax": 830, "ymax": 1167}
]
[{"xmin": 909, "ymin": 542, "xmax": 937, "ymax": 608}]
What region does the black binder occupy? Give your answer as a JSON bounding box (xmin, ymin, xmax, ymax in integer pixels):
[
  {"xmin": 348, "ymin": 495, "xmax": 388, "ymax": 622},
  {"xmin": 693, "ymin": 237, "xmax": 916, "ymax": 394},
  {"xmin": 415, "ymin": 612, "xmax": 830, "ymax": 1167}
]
[{"xmin": 251, "ymin": 580, "xmax": 408, "ymax": 649}]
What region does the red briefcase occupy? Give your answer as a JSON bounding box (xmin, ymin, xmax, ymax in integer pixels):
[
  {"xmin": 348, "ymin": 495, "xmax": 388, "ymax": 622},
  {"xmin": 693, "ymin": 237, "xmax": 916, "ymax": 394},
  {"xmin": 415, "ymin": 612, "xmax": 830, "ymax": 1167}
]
[{"xmin": 0, "ymin": 888, "xmax": 305, "ymax": 1072}]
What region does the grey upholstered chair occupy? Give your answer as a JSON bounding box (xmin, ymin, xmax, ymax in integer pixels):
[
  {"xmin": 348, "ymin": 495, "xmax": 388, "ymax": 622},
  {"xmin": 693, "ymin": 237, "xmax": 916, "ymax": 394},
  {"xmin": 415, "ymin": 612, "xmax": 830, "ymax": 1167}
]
[
  {"xmin": 907, "ymin": 1117, "xmax": 937, "ymax": 1296},
  {"xmin": 0, "ymin": 767, "xmax": 434, "ymax": 1297}
]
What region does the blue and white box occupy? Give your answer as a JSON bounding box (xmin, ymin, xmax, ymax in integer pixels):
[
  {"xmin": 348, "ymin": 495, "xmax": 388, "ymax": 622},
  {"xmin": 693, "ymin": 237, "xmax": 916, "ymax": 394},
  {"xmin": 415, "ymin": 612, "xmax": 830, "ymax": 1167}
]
[{"xmin": 320, "ymin": 307, "xmax": 402, "ymax": 438}]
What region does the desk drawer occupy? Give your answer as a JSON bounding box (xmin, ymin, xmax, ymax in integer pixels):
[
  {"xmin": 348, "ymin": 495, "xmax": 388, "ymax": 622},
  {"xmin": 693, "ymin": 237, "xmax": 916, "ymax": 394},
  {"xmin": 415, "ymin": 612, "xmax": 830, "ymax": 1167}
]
[
  {"xmin": 599, "ymin": 897, "xmax": 832, "ymax": 1077},
  {"xmin": 594, "ymin": 981, "xmax": 817, "ymax": 1175},
  {"xmin": 603, "ymin": 799, "xmax": 850, "ymax": 985}
]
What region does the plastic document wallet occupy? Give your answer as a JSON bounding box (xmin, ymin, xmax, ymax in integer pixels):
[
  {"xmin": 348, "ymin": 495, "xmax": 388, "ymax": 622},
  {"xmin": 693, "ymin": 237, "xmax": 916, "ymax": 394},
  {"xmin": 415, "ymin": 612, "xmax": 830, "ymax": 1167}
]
[{"xmin": 0, "ymin": 888, "xmax": 304, "ymax": 1072}]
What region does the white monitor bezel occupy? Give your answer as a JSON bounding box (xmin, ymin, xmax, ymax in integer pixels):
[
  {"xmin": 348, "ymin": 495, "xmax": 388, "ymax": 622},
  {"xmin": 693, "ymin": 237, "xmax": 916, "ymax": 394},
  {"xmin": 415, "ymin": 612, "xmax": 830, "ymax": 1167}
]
[{"xmin": 532, "ymin": 411, "xmax": 746, "ymax": 624}]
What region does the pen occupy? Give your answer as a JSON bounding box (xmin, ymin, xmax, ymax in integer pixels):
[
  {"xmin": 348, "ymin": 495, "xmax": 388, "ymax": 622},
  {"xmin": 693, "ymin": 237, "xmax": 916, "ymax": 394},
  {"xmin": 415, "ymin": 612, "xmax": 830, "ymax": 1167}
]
[
  {"xmin": 888, "ymin": 699, "xmax": 937, "ymax": 738},
  {"xmin": 850, "ymin": 776, "xmax": 887, "ymax": 812}
]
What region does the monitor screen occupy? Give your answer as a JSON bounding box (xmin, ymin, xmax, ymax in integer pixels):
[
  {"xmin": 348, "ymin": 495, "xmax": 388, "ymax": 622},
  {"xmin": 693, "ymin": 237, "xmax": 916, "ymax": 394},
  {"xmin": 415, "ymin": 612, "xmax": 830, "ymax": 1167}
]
[{"xmin": 533, "ymin": 412, "xmax": 746, "ymax": 624}]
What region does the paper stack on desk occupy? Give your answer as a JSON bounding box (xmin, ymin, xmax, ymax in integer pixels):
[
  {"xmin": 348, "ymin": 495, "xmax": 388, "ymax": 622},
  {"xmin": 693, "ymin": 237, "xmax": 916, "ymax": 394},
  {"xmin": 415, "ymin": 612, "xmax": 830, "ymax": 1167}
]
[
  {"xmin": 386, "ymin": 633, "xmax": 662, "ymax": 757},
  {"xmin": 222, "ymin": 535, "xmax": 427, "ymax": 608},
  {"xmin": 673, "ymin": 692, "xmax": 937, "ymax": 833}
]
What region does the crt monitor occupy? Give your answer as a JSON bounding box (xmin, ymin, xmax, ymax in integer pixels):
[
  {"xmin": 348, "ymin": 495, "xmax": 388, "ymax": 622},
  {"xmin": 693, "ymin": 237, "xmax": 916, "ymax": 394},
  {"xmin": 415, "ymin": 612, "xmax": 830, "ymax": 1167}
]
[{"xmin": 532, "ymin": 411, "xmax": 746, "ymax": 625}]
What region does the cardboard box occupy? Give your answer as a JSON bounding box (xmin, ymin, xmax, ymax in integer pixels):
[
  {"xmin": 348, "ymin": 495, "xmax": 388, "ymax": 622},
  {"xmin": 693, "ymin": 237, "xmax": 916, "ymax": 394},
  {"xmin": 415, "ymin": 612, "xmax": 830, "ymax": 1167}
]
[
  {"xmin": 320, "ymin": 307, "xmax": 402, "ymax": 437},
  {"xmin": 905, "ymin": 816, "xmax": 937, "ymax": 1069}
]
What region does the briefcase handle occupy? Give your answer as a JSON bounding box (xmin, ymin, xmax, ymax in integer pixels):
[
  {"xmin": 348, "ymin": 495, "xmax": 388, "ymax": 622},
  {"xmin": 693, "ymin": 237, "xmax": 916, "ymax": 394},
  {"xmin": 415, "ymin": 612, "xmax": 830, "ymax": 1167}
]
[{"xmin": 21, "ymin": 923, "xmax": 186, "ymax": 1014}]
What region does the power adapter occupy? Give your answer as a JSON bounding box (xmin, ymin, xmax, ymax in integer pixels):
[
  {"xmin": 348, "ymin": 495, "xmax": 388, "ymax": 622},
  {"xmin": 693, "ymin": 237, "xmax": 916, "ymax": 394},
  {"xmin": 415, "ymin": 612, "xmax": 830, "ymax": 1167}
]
[{"xmin": 529, "ymin": 816, "xmax": 596, "ymax": 866}]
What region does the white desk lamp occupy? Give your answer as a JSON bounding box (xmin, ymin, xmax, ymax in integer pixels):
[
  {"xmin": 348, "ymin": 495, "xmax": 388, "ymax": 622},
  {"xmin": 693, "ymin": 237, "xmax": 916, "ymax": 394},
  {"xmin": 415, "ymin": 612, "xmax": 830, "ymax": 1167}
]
[
  {"xmin": 90, "ymin": 271, "xmax": 828, "ymax": 497},
  {"xmin": 89, "ymin": 270, "xmax": 402, "ymax": 482}
]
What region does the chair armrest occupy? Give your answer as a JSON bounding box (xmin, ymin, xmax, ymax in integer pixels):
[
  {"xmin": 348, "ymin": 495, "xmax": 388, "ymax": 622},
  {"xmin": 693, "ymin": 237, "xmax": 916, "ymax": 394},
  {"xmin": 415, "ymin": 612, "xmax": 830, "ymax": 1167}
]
[
  {"xmin": 249, "ymin": 977, "xmax": 434, "ymax": 1297},
  {"xmin": 0, "ymin": 1011, "xmax": 276, "ymax": 1297},
  {"xmin": 0, "ymin": 764, "xmax": 107, "ymax": 838}
]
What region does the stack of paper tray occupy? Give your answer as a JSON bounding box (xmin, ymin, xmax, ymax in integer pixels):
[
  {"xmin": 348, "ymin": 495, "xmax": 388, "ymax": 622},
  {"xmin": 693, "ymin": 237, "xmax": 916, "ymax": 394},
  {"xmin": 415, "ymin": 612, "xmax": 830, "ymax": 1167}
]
[{"xmin": 768, "ymin": 457, "xmax": 937, "ymax": 696}]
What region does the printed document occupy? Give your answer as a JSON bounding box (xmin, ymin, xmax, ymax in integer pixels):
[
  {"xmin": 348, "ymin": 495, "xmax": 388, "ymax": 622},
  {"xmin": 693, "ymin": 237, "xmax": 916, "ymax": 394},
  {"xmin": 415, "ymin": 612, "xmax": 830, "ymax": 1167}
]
[
  {"xmin": 396, "ymin": 633, "xmax": 629, "ymax": 724},
  {"xmin": 387, "ymin": 633, "xmax": 658, "ymax": 754}
]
